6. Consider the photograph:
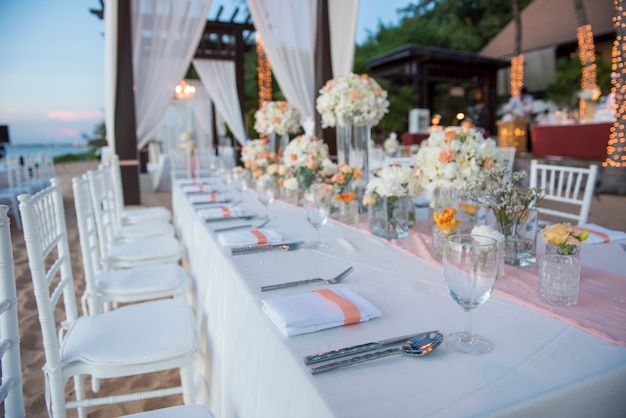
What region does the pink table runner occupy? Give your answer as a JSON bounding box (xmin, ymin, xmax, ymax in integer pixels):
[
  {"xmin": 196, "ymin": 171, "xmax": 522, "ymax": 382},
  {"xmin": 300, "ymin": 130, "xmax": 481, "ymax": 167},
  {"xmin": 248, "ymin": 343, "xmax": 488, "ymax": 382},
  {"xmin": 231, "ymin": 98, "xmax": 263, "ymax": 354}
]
[{"xmin": 346, "ymin": 219, "xmax": 626, "ymax": 347}]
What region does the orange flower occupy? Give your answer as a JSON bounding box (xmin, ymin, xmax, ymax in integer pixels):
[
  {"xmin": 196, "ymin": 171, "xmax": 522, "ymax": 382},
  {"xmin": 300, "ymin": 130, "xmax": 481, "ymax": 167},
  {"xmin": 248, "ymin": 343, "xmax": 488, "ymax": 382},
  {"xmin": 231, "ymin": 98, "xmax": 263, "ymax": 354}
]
[
  {"xmin": 458, "ymin": 202, "xmax": 478, "ymax": 215},
  {"xmin": 352, "ymin": 167, "xmax": 363, "ymax": 179},
  {"xmin": 433, "ymin": 207, "xmax": 460, "ymax": 233},
  {"xmin": 484, "ymin": 156, "xmax": 494, "ymax": 171},
  {"xmin": 438, "ymin": 149, "xmax": 454, "ymax": 163},
  {"xmin": 331, "ymin": 173, "xmax": 346, "ymax": 184},
  {"xmin": 335, "ymin": 192, "xmax": 356, "ymax": 203},
  {"xmin": 444, "ymin": 128, "xmax": 458, "ymax": 144}
]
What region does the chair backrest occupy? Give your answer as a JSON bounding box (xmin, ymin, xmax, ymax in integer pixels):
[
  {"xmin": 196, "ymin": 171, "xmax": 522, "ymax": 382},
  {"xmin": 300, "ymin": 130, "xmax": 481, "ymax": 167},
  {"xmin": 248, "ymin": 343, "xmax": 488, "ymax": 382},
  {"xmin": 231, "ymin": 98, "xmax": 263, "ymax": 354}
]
[
  {"xmin": 496, "ymin": 146, "xmax": 516, "ymax": 174},
  {"xmin": 0, "ymin": 157, "xmax": 23, "ymax": 229},
  {"xmin": 85, "ymin": 169, "xmax": 117, "ymax": 262},
  {"xmin": 529, "ymin": 160, "xmax": 598, "ymax": 225},
  {"xmin": 108, "ymin": 155, "xmax": 127, "ymax": 221},
  {"xmin": 0, "ymin": 205, "xmax": 26, "ymax": 417},
  {"xmin": 72, "ymin": 175, "xmax": 106, "ymax": 315},
  {"xmin": 18, "ymin": 179, "xmax": 79, "ymax": 412}
]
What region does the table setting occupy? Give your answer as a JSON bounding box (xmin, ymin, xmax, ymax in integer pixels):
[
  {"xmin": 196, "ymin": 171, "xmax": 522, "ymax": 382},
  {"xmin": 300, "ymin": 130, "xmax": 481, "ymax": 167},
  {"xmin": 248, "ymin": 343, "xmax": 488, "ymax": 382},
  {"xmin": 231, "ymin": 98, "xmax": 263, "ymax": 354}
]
[{"xmin": 171, "ymin": 162, "xmax": 626, "ymax": 417}]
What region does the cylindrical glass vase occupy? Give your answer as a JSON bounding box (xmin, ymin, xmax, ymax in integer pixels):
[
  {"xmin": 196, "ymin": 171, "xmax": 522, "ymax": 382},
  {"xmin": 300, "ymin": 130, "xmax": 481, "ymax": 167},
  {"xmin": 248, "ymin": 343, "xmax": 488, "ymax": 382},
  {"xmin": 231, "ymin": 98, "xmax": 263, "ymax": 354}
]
[
  {"xmin": 495, "ymin": 209, "xmax": 538, "ymax": 267},
  {"xmin": 369, "ymin": 195, "xmax": 411, "ymax": 240},
  {"xmin": 538, "ymin": 244, "xmax": 581, "ymax": 307}
]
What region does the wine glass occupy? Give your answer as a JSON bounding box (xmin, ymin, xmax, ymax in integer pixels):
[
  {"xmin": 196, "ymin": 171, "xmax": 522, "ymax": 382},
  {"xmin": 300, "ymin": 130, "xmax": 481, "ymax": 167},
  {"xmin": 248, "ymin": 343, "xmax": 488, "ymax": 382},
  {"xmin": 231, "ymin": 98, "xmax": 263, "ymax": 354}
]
[
  {"xmin": 255, "ymin": 176, "xmax": 276, "ymax": 219},
  {"xmin": 442, "ymin": 234, "xmax": 499, "ymax": 354},
  {"xmin": 231, "ymin": 169, "xmax": 248, "ymax": 202},
  {"xmin": 303, "ymin": 184, "xmax": 333, "ymax": 249}
]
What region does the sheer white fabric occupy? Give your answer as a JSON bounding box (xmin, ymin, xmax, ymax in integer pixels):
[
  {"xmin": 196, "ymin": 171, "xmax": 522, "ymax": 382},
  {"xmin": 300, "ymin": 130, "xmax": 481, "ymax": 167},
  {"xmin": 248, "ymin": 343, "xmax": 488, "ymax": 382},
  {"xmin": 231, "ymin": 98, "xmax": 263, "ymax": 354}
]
[
  {"xmin": 328, "ymin": 0, "xmax": 359, "ymax": 77},
  {"xmin": 193, "ymin": 59, "xmax": 247, "ymax": 146},
  {"xmin": 248, "ymin": 0, "xmax": 317, "ymax": 121},
  {"xmin": 186, "ymin": 79, "xmax": 215, "ymax": 151},
  {"xmin": 104, "ymin": 0, "xmax": 119, "ymax": 153},
  {"xmin": 131, "ymin": 0, "xmax": 212, "ymax": 150}
]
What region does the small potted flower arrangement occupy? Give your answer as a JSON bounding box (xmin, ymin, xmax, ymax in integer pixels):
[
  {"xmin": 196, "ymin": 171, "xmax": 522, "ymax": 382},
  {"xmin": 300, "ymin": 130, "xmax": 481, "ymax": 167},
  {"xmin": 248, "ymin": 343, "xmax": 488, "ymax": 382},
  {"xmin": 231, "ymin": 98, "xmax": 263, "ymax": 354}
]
[
  {"xmin": 327, "ymin": 164, "xmax": 363, "ymax": 224},
  {"xmin": 254, "ymin": 101, "xmax": 301, "ymax": 155}
]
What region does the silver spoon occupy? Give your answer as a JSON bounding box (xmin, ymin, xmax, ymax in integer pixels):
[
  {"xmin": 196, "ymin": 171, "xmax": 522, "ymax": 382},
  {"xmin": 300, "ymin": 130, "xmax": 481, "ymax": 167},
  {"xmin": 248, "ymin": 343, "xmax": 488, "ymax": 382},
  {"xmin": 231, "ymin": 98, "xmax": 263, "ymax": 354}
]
[
  {"xmin": 310, "ymin": 331, "xmax": 444, "ymax": 375},
  {"xmin": 260, "ymin": 266, "xmax": 355, "ymax": 292}
]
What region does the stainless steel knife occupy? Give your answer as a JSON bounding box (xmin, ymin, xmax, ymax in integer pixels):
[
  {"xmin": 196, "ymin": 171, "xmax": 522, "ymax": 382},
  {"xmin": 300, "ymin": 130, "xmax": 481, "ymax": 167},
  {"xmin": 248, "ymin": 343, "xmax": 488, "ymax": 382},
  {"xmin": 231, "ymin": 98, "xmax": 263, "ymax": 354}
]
[{"xmin": 303, "ymin": 330, "xmax": 439, "ymax": 365}]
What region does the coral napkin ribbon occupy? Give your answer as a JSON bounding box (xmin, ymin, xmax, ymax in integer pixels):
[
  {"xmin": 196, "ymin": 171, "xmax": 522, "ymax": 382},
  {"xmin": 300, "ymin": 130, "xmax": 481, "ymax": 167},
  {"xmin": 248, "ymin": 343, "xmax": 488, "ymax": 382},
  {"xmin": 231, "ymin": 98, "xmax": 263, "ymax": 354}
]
[
  {"xmin": 209, "ymin": 192, "xmax": 217, "ymax": 202},
  {"xmin": 574, "ymin": 226, "xmax": 610, "ymax": 243},
  {"xmin": 251, "ymin": 229, "xmax": 267, "ymax": 244},
  {"xmin": 313, "ymin": 289, "xmax": 361, "ymax": 325},
  {"xmin": 221, "ymin": 206, "xmax": 231, "ymax": 217}
]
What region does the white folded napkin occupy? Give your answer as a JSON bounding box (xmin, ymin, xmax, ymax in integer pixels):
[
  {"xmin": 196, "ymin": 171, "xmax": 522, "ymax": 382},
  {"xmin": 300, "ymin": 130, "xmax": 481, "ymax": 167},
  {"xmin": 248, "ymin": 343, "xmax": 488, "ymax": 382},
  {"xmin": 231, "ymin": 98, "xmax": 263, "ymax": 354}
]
[
  {"xmin": 262, "ymin": 288, "xmax": 381, "ymax": 337},
  {"xmin": 188, "ymin": 192, "xmax": 228, "ymax": 204},
  {"xmin": 181, "ymin": 184, "xmax": 215, "ymax": 193},
  {"xmin": 197, "ymin": 206, "xmax": 243, "ymax": 219},
  {"xmin": 218, "ymin": 228, "xmax": 282, "ymax": 247},
  {"xmin": 577, "ymin": 223, "xmax": 626, "ymax": 244}
]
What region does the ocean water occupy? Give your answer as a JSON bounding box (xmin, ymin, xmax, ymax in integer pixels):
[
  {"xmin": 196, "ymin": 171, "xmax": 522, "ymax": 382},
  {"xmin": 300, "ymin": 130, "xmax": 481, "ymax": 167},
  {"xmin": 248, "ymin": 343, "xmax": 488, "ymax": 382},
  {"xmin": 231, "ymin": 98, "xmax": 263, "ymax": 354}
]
[{"xmin": 3, "ymin": 143, "xmax": 93, "ymax": 158}]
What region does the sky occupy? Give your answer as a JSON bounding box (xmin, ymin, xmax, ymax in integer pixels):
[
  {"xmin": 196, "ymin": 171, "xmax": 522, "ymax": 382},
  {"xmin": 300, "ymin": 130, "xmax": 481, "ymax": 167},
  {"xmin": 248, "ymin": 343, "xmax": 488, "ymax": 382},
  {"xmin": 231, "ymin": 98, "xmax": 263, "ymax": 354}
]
[{"xmin": 0, "ymin": 0, "xmax": 413, "ymax": 145}]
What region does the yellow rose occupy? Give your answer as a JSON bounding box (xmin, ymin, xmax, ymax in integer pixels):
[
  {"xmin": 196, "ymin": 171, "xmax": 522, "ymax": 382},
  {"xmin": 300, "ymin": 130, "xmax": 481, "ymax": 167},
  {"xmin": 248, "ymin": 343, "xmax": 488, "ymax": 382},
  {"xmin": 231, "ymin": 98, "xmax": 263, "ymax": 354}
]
[{"xmin": 541, "ymin": 223, "xmax": 572, "ymax": 245}]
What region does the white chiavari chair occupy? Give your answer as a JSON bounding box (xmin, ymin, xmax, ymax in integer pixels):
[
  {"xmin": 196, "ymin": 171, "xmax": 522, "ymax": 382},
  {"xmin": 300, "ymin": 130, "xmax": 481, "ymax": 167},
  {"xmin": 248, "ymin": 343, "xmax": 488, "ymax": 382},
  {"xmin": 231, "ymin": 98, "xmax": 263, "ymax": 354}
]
[
  {"xmin": 0, "ymin": 157, "xmax": 23, "ymax": 229},
  {"xmin": 18, "ymin": 179, "xmax": 197, "ymax": 418},
  {"xmin": 496, "ymin": 146, "xmax": 516, "ymax": 174},
  {"xmin": 72, "ymin": 175, "xmax": 189, "ymax": 315},
  {"xmin": 106, "ymin": 154, "xmax": 172, "ymax": 225},
  {"xmin": 74, "ymin": 175, "xmax": 181, "ymax": 270},
  {"xmin": 0, "ymin": 205, "xmax": 25, "ymax": 417},
  {"xmin": 86, "ymin": 169, "xmax": 174, "ymax": 244},
  {"xmin": 529, "ymin": 160, "xmax": 599, "ymax": 225}
]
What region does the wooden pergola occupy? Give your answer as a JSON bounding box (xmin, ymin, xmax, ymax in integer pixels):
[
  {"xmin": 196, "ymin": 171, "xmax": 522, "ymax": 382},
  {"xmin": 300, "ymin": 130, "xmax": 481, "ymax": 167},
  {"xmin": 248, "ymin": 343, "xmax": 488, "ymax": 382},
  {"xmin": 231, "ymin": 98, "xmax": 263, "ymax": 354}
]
[{"xmin": 367, "ymin": 44, "xmax": 510, "ymax": 135}]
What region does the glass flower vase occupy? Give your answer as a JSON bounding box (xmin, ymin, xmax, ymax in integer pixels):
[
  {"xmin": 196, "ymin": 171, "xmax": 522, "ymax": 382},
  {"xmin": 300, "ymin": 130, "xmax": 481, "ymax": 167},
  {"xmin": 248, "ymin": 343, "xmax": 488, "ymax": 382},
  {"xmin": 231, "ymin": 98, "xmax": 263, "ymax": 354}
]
[
  {"xmin": 538, "ymin": 243, "xmax": 581, "ymax": 307},
  {"xmin": 337, "ymin": 118, "xmax": 371, "ymax": 184},
  {"xmin": 494, "ymin": 209, "xmax": 538, "ymax": 267},
  {"xmin": 431, "ymin": 226, "xmax": 456, "ymax": 261},
  {"xmin": 429, "ymin": 188, "xmax": 459, "ymax": 227},
  {"xmin": 369, "ymin": 195, "xmax": 411, "ymax": 240},
  {"xmin": 339, "ymin": 200, "xmax": 359, "ymax": 224},
  {"xmin": 269, "ymin": 132, "xmax": 290, "ymax": 156}
]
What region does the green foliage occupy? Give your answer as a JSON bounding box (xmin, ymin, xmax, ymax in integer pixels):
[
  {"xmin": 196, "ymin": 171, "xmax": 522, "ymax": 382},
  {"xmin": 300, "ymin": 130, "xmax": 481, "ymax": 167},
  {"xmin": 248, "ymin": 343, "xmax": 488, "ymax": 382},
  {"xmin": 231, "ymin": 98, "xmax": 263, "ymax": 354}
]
[
  {"xmin": 545, "ymin": 54, "xmax": 614, "ymax": 107},
  {"xmin": 53, "ymin": 149, "xmax": 100, "ymax": 164}
]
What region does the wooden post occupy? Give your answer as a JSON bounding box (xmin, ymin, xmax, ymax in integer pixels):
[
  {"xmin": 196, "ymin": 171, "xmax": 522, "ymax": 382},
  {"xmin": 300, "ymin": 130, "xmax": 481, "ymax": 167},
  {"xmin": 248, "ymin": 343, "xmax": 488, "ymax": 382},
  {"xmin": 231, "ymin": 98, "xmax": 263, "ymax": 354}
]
[
  {"xmin": 114, "ymin": 0, "xmax": 140, "ymax": 205},
  {"xmin": 315, "ymin": 0, "xmax": 335, "ymax": 156}
]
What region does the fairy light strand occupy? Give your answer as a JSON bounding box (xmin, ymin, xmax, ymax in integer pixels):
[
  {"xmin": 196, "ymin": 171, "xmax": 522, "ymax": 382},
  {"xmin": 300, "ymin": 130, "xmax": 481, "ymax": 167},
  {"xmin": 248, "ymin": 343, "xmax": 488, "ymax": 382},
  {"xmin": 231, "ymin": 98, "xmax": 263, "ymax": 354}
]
[
  {"xmin": 510, "ymin": 54, "xmax": 524, "ymax": 96},
  {"xmin": 577, "ymin": 24, "xmax": 598, "ymax": 119},
  {"xmin": 606, "ymin": 0, "xmax": 626, "ymax": 167},
  {"xmin": 256, "ymin": 32, "xmax": 272, "ymax": 107}
]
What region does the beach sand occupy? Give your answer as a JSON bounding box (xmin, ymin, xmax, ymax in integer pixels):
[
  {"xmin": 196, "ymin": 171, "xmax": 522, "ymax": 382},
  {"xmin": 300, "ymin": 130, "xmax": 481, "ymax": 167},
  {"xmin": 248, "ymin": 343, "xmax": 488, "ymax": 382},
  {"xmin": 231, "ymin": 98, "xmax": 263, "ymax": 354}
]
[{"xmin": 8, "ymin": 160, "xmax": 626, "ymax": 417}]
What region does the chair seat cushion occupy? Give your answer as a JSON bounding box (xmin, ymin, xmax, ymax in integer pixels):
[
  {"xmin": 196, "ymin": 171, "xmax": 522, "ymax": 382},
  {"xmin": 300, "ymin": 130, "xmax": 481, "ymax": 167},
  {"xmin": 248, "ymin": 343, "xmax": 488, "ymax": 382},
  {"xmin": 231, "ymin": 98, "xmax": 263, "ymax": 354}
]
[
  {"xmin": 122, "ymin": 207, "xmax": 171, "ymax": 224},
  {"xmin": 61, "ymin": 299, "xmax": 196, "ymax": 366},
  {"xmin": 96, "ymin": 264, "xmax": 188, "ymax": 295},
  {"xmin": 107, "ymin": 237, "xmax": 181, "ymax": 263},
  {"xmin": 120, "ymin": 404, "xmax": 216, "ymax": 418},
  {"xmin": 114, "ymin": 221, "xmax": 174, "ymax": 243}
]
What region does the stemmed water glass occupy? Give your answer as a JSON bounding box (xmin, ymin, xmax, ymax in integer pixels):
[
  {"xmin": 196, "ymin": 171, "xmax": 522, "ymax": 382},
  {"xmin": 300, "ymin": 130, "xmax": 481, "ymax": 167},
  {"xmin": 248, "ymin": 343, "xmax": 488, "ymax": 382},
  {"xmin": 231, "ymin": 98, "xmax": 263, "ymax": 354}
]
[
  {"xmin": 231, "ymin": 169, "xmax": 248, "ymax": 203},
  {"xmin": 303, "ymin": 184, "xmax": 333, "ymax": 249},
  {"xmin": 442, "ymin": 234, "xmax": 499, "ymax": 354},
  {"xmin": 255, "ymin": 176, "xmax": 276, "ymax": 219}
]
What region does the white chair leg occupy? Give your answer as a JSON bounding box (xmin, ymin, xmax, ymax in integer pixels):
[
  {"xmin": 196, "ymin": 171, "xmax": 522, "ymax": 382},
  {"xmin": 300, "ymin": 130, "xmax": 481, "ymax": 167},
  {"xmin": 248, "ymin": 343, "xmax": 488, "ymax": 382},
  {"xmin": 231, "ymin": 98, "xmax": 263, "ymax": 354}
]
[
  {"xmin": 74, "ymin": 374, "xmax": 87, "ymax": 418},
  {"xmin": 180, "ymin": 363, "xmax": 196, "ymax": 404}
]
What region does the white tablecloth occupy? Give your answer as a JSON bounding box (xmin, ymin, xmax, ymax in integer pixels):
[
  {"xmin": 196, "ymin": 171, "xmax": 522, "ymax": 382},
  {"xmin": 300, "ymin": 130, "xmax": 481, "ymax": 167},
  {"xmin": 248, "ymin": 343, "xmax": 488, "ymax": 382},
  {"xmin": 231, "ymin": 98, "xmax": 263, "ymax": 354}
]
[{"xmin": 173, "ymin": 179, "xmax": 626, "ymax": 418}]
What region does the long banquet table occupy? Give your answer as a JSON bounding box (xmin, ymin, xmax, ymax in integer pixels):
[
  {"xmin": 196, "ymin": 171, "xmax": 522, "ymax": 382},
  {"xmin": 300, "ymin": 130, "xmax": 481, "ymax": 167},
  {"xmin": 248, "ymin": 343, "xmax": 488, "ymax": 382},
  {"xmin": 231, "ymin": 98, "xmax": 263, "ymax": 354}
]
[{"xmin": 173, "ymin": 179, "xmax": 626, "ymax": 418}]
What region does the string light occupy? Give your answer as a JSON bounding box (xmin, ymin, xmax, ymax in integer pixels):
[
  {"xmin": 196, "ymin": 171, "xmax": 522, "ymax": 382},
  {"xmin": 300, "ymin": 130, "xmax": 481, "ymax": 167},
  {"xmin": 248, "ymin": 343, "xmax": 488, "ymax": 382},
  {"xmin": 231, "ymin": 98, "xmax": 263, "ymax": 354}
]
[
  {"xmin": 256, "ymin": 32, "xmax": 272, "ymax": 107},
  {"xmin": 577, "ymin": 24, "xmax": 598, "ymax": 119},
  {"xmin": 510, "ymin": 54, "xmax": 524, "ymax": 96},
  {"xmin": 606, "ymin": 0, "xmax": 626, "ymax": 167}
]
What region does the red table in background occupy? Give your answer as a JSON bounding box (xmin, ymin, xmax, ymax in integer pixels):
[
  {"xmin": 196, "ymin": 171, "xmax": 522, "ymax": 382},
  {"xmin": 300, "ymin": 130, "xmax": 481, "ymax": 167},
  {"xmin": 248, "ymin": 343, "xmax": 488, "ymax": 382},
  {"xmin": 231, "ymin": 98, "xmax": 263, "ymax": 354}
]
[
  {"xmin": 401, "ymin": 132, "xmax": 429, "ymax": 146},
  {"xmin": 531, "ymin": 122, "xmax": 610, "ymax": 160}
]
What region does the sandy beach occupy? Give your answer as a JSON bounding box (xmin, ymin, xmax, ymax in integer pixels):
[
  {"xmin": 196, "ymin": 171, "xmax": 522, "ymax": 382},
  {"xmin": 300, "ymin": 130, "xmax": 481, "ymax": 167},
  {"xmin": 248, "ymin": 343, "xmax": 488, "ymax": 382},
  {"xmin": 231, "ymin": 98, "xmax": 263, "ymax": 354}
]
[{"xmin": 8, "ymin": 159, "xmax": 626, "ymax": 417}]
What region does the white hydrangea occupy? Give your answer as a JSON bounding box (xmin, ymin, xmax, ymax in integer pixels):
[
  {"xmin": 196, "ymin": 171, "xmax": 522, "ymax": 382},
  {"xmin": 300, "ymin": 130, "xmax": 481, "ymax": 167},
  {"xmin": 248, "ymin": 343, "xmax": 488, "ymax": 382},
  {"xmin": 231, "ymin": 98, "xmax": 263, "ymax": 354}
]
[
  {"xmin": 254, "ymin": 101, "xmax": 301, "ymax": 135},
  {"xmin": 316, "ymin": 73, "xmax": 389, "ymax": 128},
  {"xmin": 365, "ymin": 165, "xmax": 417, "ymax": 198}
]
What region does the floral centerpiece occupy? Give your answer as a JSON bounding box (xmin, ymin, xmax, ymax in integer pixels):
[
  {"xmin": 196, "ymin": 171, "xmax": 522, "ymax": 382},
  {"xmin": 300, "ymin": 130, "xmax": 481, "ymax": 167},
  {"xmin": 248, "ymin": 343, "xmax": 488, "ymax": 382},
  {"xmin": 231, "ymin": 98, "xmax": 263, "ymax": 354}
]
[
  {"xmin": 541, "ymin": 223, "xmax": 590, "ymax": 255},
  {"xmin": 240, "ymin": 139, "xmax": 279, "ymax": 180},
  {"xmin": 326, "ymin": 164, "xmax": 363, "ymax": 223},
  {"xmin": 412, "ymin": 126, "xmax": 498, "ymax": 193},
  {"xmin": 282, "ymin": 134, "xmax": 334, "ymax": 194},
  {"xmin": 363, "ymin": 165, "xmax": 419, "ymax": 239},
  {"xmin": 538, "ymin": 223, "xmax": 590, "ymax": 307},
  {"xmin": 253, "ymin": 101, "xmax": 301, "ymax": 135},
  {"xmin": 383, "ymin": 132, "xmax": 400, "ymax": 156},
  {"xmin": 467, "ymin": 166, "xmax": 544, "ymax": 267},
  {"xmin": 178, "ymin": 130, "xmax": 195, "ymax": 153},
  {"xmin": 316, "ymin": 73, "xmax": 389, "ymax": 128},
  {"xmin": 430, "ymin": 207, "xmax": 461, "ymax": 260}
]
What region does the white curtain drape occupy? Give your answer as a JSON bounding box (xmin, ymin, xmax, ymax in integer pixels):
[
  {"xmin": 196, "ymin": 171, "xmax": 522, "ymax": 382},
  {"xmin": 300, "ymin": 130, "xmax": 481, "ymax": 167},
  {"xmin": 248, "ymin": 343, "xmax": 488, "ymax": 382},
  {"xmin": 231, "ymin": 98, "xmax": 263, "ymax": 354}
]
[
  {"xmin": 328, "ymin": 0, "xmax": 359, "ymax": 77},
  {"xmin": 104, "ymin": 0, "xmax": 119, "ymax": 153},
  {"xmin": 193, "ymin": 59, "xmax": 247, "ymax": 145},
  {"xmin": 247, "ymin": 0, "xmax": 317, "ymax": 121},
  {"xmin": 186, "ymin": 79, "xmax": 214, "ymax": 150},
  {"xmin": 131, "ymin": 0, "xmax": 212, "ymax": 150}
]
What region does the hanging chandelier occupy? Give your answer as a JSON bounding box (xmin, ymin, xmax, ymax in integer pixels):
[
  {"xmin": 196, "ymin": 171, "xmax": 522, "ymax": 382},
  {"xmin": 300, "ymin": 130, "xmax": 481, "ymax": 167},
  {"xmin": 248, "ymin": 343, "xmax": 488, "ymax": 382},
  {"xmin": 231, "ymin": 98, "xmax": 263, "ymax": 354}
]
[{"xmin": 175, "ymin": 80, "xmax": 196, "ymax": 100}]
